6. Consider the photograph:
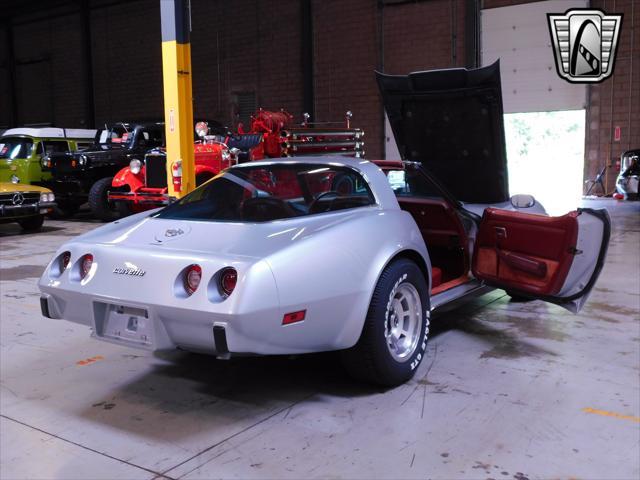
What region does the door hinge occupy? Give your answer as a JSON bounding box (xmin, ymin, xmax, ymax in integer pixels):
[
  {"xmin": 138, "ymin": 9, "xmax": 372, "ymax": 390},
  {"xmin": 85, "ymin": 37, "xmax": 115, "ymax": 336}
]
[{"xmin": 568, "ymin": 246, "xmax": 583, "ymax": 255}]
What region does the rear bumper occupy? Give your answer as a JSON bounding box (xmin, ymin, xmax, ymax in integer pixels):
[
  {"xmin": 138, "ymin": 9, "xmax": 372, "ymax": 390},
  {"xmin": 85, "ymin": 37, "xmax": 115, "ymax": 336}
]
[
  {"xmin": 108, "ymin": 190, "xmax": 174, "ymax": 206},
  {"xmin": 38, "ymin": 289, "xmax": 296, "ymax": 357},
  {"xmin": 41, "ymin": 293, "xmax": 233, "ymax": 357},
  {"xmin": 39, "ymin": 280, "xmax": 361, "ymax": 357},
  {"xmin": 0, "ymin": 201, "xmax": 55, "ymax": 219}
]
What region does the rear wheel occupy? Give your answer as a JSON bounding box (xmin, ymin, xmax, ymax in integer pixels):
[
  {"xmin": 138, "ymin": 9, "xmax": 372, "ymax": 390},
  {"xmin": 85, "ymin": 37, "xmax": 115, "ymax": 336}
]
[
  {"xmin": 17, "ymin": 214, "xmax": 45, "ymax": 232},
  {"xmin": 341, "ymin": 258, "xmax": 430, "ymax": 387},
  {"xmin": 88, "ymin": 177, "xmax": 120, "ymax": 222}
]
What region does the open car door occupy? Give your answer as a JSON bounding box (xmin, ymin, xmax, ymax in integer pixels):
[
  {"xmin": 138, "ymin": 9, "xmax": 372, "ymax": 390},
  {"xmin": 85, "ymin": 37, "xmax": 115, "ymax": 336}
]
[{"xmin": 472, "ymin": 208, "xmax": 610, "ymax": 313}]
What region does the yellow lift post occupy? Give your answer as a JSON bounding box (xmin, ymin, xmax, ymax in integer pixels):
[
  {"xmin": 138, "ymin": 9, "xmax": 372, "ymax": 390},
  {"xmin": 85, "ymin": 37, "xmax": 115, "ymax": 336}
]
[{"xmin": 160, "ymin": 0, "xmax": 195, "ymax": 199}]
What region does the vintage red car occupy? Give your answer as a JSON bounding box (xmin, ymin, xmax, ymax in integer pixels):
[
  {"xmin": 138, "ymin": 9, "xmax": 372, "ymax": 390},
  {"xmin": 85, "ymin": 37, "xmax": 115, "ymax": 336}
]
[
  {"xmin": 108, "ymin": 135, "xmax": 241, "ymax": 211},
  {"xmin": 109, "ymin": 111, "xmax": 365, "ymax": 212}
]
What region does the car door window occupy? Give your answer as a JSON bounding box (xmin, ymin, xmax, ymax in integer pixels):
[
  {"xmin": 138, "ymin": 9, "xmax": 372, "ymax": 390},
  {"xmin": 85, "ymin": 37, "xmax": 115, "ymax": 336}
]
[
  {"xmin": 43, "ymin": 140, "xmax": 70, "ymax": 156},
  {"xmin": 144, "ymin": 127, "xmax": 164, "ymax": 148},
  {"xmin": 387, "ymin": 168, "xmax": 443, "ymax": 199}
]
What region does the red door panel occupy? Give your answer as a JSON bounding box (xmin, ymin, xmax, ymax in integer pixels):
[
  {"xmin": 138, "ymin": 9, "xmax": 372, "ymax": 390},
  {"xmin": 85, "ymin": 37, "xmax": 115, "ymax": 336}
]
[{"xmin": 472, "ymin": 208, "xmax": 579, "ymax": 296}]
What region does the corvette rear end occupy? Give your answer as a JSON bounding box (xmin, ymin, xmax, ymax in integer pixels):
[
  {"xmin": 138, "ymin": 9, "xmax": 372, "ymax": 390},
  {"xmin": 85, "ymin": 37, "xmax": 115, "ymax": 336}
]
[{"xmin": 38, "ymin": 160, "xmax": 423, "ymax": 359}]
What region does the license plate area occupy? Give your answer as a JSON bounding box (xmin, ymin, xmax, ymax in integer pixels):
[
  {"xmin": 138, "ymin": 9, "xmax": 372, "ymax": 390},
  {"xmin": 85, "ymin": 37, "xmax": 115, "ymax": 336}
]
[{"xmin": 93, "ymin": 302, "xmax": 153, "ymax": 348}]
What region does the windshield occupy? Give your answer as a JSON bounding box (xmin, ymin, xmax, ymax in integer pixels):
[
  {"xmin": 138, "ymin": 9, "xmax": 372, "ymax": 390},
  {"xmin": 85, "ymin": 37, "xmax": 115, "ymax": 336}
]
[
  {"xmin": 0, "ymin": 137, "xmax": 34, "ymax": 159},
  {"xmin": 98, "ymin": 124, "xmax": 134, "ymax": 146},
  {"xmin": 155, "ymin": 163, "xmax": 376, "ymax": 222}
]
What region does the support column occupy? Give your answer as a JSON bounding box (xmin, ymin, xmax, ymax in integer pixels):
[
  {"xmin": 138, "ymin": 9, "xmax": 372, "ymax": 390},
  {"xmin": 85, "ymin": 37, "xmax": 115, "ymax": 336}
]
[{"xmin": 160, "ymin": 0, "xmax": 195, "ymax": 199}]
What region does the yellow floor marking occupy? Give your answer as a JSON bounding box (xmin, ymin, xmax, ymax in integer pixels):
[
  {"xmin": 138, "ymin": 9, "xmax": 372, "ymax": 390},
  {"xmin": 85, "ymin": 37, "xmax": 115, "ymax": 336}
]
[
  {"xmin": 76, "ymin": 355, "xmax": 105, "ymax": 366},
  {"xmin": 582, "ymin": 407, "xmax": 640, "ymax": 423}
]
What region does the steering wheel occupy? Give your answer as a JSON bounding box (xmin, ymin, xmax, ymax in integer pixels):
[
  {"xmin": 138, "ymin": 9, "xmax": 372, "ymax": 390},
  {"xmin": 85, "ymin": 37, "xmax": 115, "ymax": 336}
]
[
  {"xmin": 308, "ymin": 190, "xmax": 341, "ymax": 213},
  {"xmin": 240, "ymin": 196, "xmax": 297, "ymax": 221}
]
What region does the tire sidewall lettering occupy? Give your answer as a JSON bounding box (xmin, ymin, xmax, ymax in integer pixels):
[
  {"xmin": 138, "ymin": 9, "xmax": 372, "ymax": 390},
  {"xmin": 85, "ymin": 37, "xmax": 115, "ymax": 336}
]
[{"xmin": 384, "ymin": 269, "xmax": 430, "ymax": 372}]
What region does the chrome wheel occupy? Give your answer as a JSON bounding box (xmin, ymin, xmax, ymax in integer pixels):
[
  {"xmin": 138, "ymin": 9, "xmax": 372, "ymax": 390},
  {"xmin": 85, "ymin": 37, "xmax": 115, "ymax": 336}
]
[{"xmin": 384, "ymin": 282, "xmax": 422, "ymax": 362}]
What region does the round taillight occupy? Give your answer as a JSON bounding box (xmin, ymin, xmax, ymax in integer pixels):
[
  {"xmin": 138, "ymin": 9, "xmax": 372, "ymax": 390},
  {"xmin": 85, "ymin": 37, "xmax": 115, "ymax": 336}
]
[
  {"xmin": 184, "ymin": 264, "xmax": 202, "ymax": 295},
  {"xmin": 220, "ymin": 268, "xmax": 237, "ymax": 297},
  {"xmin": 81, "ymin": 254, "xmax": 93, "ymax": 279},
  {"xmin": 61, "ymin": 251, "xmax": 71, "ymax": 271}
]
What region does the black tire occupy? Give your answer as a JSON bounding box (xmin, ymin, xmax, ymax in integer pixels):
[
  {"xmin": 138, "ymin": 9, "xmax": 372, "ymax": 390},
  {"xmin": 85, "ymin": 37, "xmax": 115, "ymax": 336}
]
[
  {"xmin": 114, "ymin": 200, "xmax": 134, "ymax": 217},
  {"xmin": 341, "ymin": 258, "xmax": 430, "ymax": 387},
  {"xmin": 88, "ymin": 177, "xmax": 119, "ymax": 222},
  {"xmin": 17, "ymin": 214, "xmax": 45, "ymax": 232}
]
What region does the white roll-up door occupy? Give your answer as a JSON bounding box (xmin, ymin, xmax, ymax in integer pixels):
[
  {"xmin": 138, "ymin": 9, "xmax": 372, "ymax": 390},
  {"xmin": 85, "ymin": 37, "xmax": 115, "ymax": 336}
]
[{"xmin": 481, "ymin": 0, "xmax": 587, "ymax": 113}]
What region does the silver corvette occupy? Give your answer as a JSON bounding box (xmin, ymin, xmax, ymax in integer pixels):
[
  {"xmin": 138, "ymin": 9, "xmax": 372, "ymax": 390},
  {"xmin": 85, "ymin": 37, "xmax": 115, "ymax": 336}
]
[{"xmin": 38, "ymin": 63, "xmax": 611, "ymax": 386}]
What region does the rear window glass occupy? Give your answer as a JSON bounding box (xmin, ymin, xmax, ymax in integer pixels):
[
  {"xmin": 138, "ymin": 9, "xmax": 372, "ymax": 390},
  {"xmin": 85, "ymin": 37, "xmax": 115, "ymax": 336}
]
[
  {"xmin": 0, "ymin": 137, "xmax": 34, "ymax": 159},
  {"xmin": 155, "ymin": 163, "xmax": 376, "ymax": 222}
]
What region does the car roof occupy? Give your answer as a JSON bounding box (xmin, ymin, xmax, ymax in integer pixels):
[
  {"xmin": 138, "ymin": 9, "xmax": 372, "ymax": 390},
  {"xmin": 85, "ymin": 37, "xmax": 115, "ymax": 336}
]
[
  {"xmin": 2, "ymin": 127, "xmax": 97, "ymax": 139},
  {"xmin": 230, "ymin": 156, "xmax": 399, "ymax": 210}
]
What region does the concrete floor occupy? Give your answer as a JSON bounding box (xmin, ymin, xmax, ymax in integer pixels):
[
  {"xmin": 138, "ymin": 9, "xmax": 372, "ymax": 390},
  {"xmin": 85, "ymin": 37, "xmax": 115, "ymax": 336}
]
[{"xmin": 0, "ymin": 199, "xmax": 638, "ymax": 480}]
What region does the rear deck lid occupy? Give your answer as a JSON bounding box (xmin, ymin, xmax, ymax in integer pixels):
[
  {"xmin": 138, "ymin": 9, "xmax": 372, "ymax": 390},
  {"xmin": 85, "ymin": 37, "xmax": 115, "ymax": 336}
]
[{"xmin": 376, "ymin": 61, "xmax": 509, "ymax": 203}]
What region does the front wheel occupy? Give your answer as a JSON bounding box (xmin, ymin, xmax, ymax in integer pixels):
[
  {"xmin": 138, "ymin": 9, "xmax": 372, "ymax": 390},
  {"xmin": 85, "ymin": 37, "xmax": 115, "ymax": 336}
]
[
  {"xmin": 17, "ymin": 214, "xmax": 45, "ymax": 232},
  {"xmin": 88, "ymin": 177, "xmax": 120, "ymax": 222},
  {"xmin": 114, "ymin": 200, "xmax": 134, "ymax": 217},
  {"xmin": 341, "ymin": 258, "xmax": 430, "ymax": 387}
]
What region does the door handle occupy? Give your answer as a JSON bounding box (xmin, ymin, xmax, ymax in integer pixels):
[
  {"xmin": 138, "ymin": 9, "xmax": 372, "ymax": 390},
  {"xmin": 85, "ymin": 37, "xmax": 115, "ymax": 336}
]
[{"xmin": 494, "ymin": 226, "xmax": 507, "ymax": 240}]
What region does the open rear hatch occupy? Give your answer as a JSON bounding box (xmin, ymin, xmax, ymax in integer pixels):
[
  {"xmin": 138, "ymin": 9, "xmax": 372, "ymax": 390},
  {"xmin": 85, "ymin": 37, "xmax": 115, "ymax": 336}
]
[{"xmin": 376, "ymin": 61, "xmax": 509, "ymax": 204}]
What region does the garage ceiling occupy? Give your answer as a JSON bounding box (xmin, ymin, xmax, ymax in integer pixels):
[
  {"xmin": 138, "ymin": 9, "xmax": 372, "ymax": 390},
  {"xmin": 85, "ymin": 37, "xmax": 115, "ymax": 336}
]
[{"xmin": 481, "ymin": 0, "xmax": 588, "ymax": 114}]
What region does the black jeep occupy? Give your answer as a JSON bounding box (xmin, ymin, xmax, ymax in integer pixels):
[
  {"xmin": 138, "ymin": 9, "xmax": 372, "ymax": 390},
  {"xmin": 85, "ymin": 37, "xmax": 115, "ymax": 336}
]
[{"xmin": 41, "ymin": 122, "xmax": 164, "ymax": 220}]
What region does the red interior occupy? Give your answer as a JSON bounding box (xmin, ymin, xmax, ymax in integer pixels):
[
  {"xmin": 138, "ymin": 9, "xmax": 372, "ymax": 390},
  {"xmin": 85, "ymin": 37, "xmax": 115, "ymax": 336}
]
[
  {"xmin": 396, "ymin": 197, "xmax": 468, "ymax": 292},
  {"xmin": 431, "ymin": 267, "xmax": 442, "ymax": 289},
  {"xmin": 472, "ymin": 208, "xmax": 578, "ymax": 296}
]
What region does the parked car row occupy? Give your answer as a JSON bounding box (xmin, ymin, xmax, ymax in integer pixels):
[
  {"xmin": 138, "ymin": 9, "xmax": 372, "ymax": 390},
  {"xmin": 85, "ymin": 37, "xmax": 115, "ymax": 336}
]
[
  {"xmin": 0, "ymin": 111, "xmax": 365, "ymax": 227},
  {"xmin": 0, "ymin": 127, "xmax": 96, "ymax": 231}
]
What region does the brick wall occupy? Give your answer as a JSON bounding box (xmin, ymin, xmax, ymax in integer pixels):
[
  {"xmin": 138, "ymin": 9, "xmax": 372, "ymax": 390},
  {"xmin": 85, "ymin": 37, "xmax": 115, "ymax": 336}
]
[
  {"xmin": 585, "ymin": 0, "xmax": 640, "ymax": 194},
  {"xmin": 2, "ymin": 0, "xmax": 467, "ymax": 159},
  {"xmin": 190, "ymin": 0, "xmax": 304, "ymax": 127},
  {"xmin": 312, "ymin": 0, "xmax": 382, "ymax": 157},
  {"xmin": 0, "ymin": 24, "xmax": 10, "ymax": 128},
  {"xmin": 91, "ymin": 0, "xmax": 163, "ymax": 124},
  {"xmin": 3, "ymin": 0, "xmax": 638, "ymax": 190}
]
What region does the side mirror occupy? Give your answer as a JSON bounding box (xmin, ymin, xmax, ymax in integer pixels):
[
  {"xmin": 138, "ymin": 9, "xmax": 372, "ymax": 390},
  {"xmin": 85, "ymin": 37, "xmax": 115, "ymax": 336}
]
[{"xmin": 511, "ymin": 194, "xmax": 536, "ymax": 208}]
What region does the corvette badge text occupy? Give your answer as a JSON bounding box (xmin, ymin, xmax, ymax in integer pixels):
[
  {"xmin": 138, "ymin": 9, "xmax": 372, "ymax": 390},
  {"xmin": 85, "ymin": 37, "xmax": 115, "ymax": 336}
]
[
  {"xmin": 547, "ymin": 8, "xmax": 623, "ymax": 84},
  {"xmin": 113, "ymin": 267, "xmax": 146, "ymax": 277}
]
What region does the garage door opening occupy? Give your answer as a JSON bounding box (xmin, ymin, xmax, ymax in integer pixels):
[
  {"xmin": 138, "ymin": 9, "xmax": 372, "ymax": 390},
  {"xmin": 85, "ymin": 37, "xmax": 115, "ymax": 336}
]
[{"xmin": 505, "ymin": 109, "xmax": 585, "ymax": 215}]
